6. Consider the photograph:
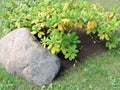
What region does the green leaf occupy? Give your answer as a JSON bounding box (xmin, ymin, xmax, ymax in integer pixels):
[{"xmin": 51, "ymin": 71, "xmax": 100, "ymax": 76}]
[
  {"xmin": 2, "ymin": 0, "xmax": 120, "ymax": 61},
  {"xmin": 104, "ymin": 34, "xmax": 109, "ymax": 40},
  {"xmin": 65, "ymin": 53, "xmax": 70, "ymax": 59},
  {"xmin": 69, "ymin": 53, "xmax": 76, "ymax": 61},
  {"xmin": 61, "ymin": 48, "xmax": 67, "ymax": 55},
  {"xmin": 63, "ymin": 2, "xmax": 69, "ymax": 11}
]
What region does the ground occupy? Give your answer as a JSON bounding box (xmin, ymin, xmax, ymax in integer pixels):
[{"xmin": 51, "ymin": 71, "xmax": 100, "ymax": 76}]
[
  {"xmin": 59, "ymin": 29, "xmax": 108, "ymax": 72},
  {"xmin": 0, "ymin": 0, "xmax": 120, "ymax": 90}
]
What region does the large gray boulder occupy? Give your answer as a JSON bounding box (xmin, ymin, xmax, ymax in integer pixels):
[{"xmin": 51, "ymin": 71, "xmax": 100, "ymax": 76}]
[{"xmin": 0, "ymin": 28, "xmax": 60, "ymax": 85}]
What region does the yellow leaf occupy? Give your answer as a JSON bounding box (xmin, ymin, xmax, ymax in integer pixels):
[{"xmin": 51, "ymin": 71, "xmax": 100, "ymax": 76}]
[
  {"xmin": 86, "ymin": 30, "xmax": 91, "ymax": 34},
  {"xmin": 46, "ymin": 15, "xmax": 50, "ymax": 19},
  {"xmin": 77, "ymin": 23, "xmax": 83, "ymax": 28},
  {"xmin": 47, "ymin": 6, "xmax": 51, "ymax": 10},
  {"xmin": 51, "ymin": 45, "xmax": 60, "ymax": 54},
  {"xmin": 31, "ymin": 19, "xmax": 39, "ymax": 24},
  {"xmin": 99, "ymin": 11, "xmax": 104, "ymax": 15},
  {"xmin": 108, "ymin": 12, "xmax": 114, "ymax": 19},
  {"xmin": 61, "ymin": 19, "xmax": 70, "ymax": 25},
  {"xmin": 38, "ymin": 31, "xmax": 45, "ymax": 38},
  {"xmin": 87, "ymin": 20, "xmax": 95, "ymax": 30},
  {"xmin": 58, "ymin": 19, "xmax": 70, "ymax": 30},
  {"xmin": 31, "ymin": 31, "xmax": 37, "ymax": 35},
  {"xmin": 52, "ymin": 23, "xmax": 58, "ymax": 28},
  {"xmin": 38, "ymin": 27, "xmax": 42, "ymax": 30},
  {"xmin": 47, "ymin": 44, "xmax": 53, "ymax": 49},
  {"xmin": 58, "ymin": 24, "xmax": 64, "ymax": 31},
  {"xmin": 100, "ymin": 34, "xmax": 105, "ymax": 40},
  {"xmin": 63, "ymin": 26, "xmax": 67, "ymax": 30},
  {"xmin": 51, "ymin": 47, "xmax": 56, "ymax": 54},
  {"xmin": 92, "ymin": 4, "xmax": 99, "ymax": 10},
  {"xmin": 41, "ymin": 23, "xmax": 45, "ymax": 28},
  {"xmin": 69, "ymin": 20, "xmax": 74, "ymax": 27},
  {"xmin": 74, "ymin": 23, "xmax": 77, "ymax": 28},
  {"xmin": 81, "ymin": 9, "xmax": 88, "ymax": 13},
  {"xmin": 63, "ymin": 2, "xmax": 69, "ymax": 11},
  {"xmin": 37, "ymin": 12, "xmax": 44, "ymax": 17},
  {"xmin": 104, "ymin": 34, "xmax": 109, "ymax": 40},
  {"xmin": 55, "ymin": 44, "xmax": 60, "ymax": 52},
  {"xmin": 15, "ymin": 22, "xmax": 20, "ymax": 28},
  {"xmin": 74, "ymin": 23, "xmax": 83, "ymax": 28}
]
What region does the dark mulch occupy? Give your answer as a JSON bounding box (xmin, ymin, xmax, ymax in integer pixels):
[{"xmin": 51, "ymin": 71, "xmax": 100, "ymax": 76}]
[{"xmin": 58, "ymin": 28, "xmax": 108, "ymax": 72}]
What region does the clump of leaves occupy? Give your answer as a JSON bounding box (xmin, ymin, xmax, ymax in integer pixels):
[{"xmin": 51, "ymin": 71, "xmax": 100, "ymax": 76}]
[
  {"xmin": 0, "ymin": 0, "xmax": 120, "ymax": 60},
  {"xmin": 42, "ymin": 30, "xmax": 80, "ymax": 60},
  {"xmin": 0, "ymin": 0, "xmax": 81, "ymax": 60},
  {"xmin": 84, "ymin": 4, "xmax": 120, "ymax": 49}
]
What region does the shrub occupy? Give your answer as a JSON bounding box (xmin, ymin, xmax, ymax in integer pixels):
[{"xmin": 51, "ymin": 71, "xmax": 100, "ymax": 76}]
[{"xmin": 0, "ymin": 0, "xmax": 120, "ymax": 60}]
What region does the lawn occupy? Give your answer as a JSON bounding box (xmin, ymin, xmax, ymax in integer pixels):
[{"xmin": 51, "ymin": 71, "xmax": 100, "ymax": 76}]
[
  {"xmin": 86, "ymin": 0, "xmax": 120, "ymax": 11},
  {"xmin": 0, "ymin": 0, "xmax": 120, "ymax": 90},
  {"xmin": 0, "ymin": 49, "xmax": 120, "ymax": 90}
]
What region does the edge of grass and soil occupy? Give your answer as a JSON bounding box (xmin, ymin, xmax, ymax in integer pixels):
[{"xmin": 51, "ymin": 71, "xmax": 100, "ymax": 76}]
[{"xmin": 0, "ymin": 49, "xmax": 120, "ymax": 90}]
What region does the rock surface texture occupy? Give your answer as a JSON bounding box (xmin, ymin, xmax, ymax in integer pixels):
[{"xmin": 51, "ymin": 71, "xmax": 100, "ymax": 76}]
[{"xmin": 0, "ymin": 28, "xmax": 60, "ymax": 85}]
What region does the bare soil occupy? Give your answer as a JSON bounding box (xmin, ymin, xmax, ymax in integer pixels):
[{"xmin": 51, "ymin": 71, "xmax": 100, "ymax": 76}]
[{"xmin": 58, "ymin": 28, "xmax": 108, "ymax": 72}]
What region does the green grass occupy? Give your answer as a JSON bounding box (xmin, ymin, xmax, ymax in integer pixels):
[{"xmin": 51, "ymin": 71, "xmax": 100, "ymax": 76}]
[
  {"xmin": 0, "ymin": 49, "xmax": 120, "ymax": 90},
  {"xmin": 86, "ymin": 0, "xmax": 120, "ymax": 11},
  {"xmin": 0, "ymin": 0, "xmax": 5, "ymax": 38},
  {"xmin": 0, "ymin": 0, "xmax": 120, "ymax": 90}
]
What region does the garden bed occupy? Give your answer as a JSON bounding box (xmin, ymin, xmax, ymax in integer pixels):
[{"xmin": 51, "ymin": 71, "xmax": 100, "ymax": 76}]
[{"xmin": 58, "ymin": 28, "xmax": 108, "ymax": 72}]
